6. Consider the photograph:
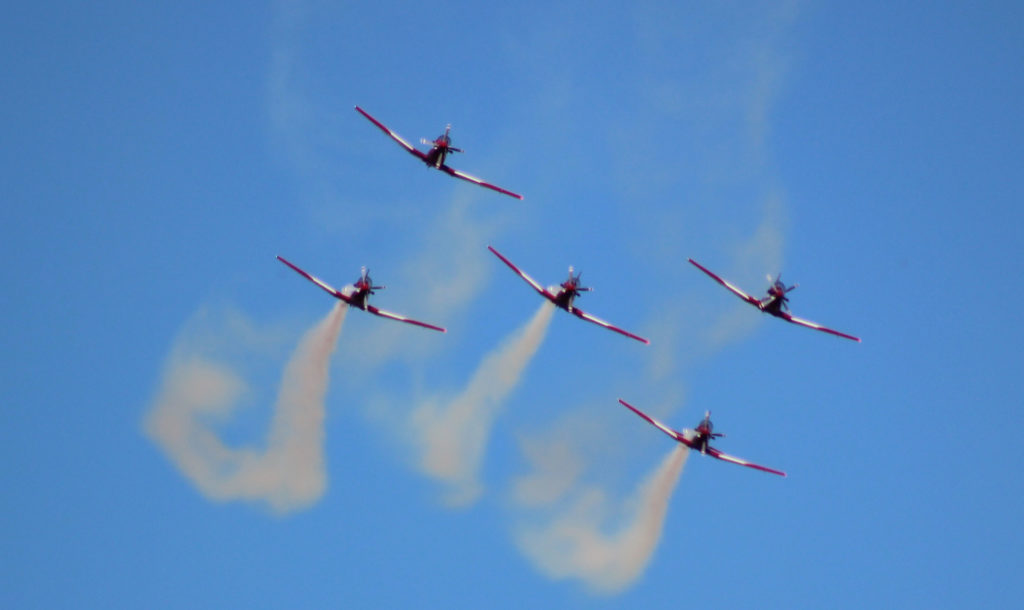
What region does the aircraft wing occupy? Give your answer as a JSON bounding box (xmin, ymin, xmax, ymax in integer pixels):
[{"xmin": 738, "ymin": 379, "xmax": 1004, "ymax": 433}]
[
  {"xmin": 440, "ymin": 165, "xmax": 523, "ymax": 200},
  {"xmin": 778, "ymin": 312, "xmax": 861, "ymax": 342},
  {"xmin": 688, "ymin": 258, "xmax": 762, "ymax": 307},
  {"xmin": 618, "ymin": 399, "xmax": 691, "ymax": 447},
  {"xmin": 573, "ymin": 308, "xmax": 650, "ymax": 344},
  {"xmin": 706, "ymin": 446, "xmax": 787, "ymax": 477},
  {"xmin": 355, "ymin": 106, "xmax": 428, "ymax": 162},
  {"xmin": 365, "ymin": 305, "xmax": 446, "ymax": 333},
  {"xmin": 621, "ymin": 398, "xmax": 786, "ymax": 477},
  {"xmin": 488, "ymin": 246, "xmax": 554, "ymax": 301},
  {"xmin": 277, "ymin": 255, "xmax": 353, "ymax": 304}
]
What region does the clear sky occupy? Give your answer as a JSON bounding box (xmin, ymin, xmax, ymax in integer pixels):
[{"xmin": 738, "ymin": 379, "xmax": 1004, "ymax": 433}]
[{"xmin": 3, "ymin": 1, "xmax": 1023, "ymax": 607}]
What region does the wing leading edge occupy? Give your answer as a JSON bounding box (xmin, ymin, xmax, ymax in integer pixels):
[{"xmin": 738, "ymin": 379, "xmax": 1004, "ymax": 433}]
[
  {"xmin": 705, "ymin": 447, "xmax": 787, "ymax": 477},
  {"xmin": 487, "ymin": 245, "xmax": 552, "ymax": 300},
  {"xmin": 687, "ymin": 258, "xmax": 761, "ymax": 307},
  {"xmin": 779, "ymin": 312, "xmax": 861, "ymax": 342},
  {"xmin": 366, "ymin": 305, "xmax": 446, "ymax": 333},
  {"xmin": 441, "ymin": 165, "xmax": 523, "ymax": 200},
  {"xmin": 277, "ymin": 255, "xmax": 348, "ymax": 301},
  {"xmin": 618, "ymin": 398, "xmax": 688, "ymax": 445},
  {"xmin": 573, "ymin": 309, "xmax": 650, "ymax": 344},
  {"xmin": 354, "ymin": 106, "xmax": 426, "ymax": 161}
]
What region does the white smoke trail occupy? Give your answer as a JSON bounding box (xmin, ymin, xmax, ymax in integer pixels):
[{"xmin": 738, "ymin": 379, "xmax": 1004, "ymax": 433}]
[
  {"xmin": 145, "ymin": 302, "xmax": 346, "ymax": 513},
  {"xmin": 514, "ymin": 445, "xmax": 688, "ymax": 594},
  {"xmin": 410, "ymin": 301, "xmax": 555, "ymax": 507}
]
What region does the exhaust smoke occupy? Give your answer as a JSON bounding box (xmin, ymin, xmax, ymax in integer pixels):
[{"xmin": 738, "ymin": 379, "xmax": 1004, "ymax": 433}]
[{"xmin": 144, "ymin": 303, "xmax": 346, "ymax": 513}]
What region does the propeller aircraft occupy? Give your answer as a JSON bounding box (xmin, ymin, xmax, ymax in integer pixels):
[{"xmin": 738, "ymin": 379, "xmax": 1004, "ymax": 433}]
[
  {"xmin": 688, "ymin": 258, "xmax": 860, "ymax": 342},
  {"xmin": 619, "ymin": 399, "xmax": 786, "ymax": 477},
  {"xmin": 355, "ymin": 106, "xmax": 523, "ymax": 200},
  {"xmin": 277, "ymin": 255, "xmax": 446, "ymax": 332},
  {"xmin": 488, "ymin": 245, "xmax": 649, "ymax": 344}
]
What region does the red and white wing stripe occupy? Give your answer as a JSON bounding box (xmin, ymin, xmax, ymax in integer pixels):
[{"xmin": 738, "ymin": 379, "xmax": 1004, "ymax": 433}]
[
  {"xmin": 443, "ymin": 166, "xmax": 523, "ymax": 200},
  {"xmin": 277, "ymin": 255, "xmax": 347, "ymax": 301},
  {"xmin": 354, "ymin": 106, "xmax": 427, "ymax": 161},
  {"xmin": 366, "ymin": 305, "xmax": 446, "ymax": 333},
  {"xmin": 707, "ymin": 447, "xmax": 787, "ymax": 477},
  {"xmin": 688, "ymin": 258, "xmax": 762, "ymax": 307},
  {"xmin": 574, "ymin": 309, "xmax": 650, "ymax": 344},
  {"xmin": 488, "ymin": 246, "xmax": 551, "ymax": 300},
  {"xmin": 618, "ymin": 399, "xmax": 688, "ymax": 445},
  {"xmin": 780, "ymin": 313, "xmax": 861, "ymax": 342}
]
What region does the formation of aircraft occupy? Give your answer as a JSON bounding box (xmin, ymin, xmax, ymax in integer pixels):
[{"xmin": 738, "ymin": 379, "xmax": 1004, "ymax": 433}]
[
  {"xmin": 488, "ymin": 245, "xmax": 650, "ymax": 344},
  {"xmin": 355, "ymin": 106, "xmax": 523, "ymax": 200},
  {"xmin": 688, "ymin": 258, "xmax": 861, "ymax": 342},
  {"xmin": 277, "ymin": 255, "xmax": 446, "ymax": 332},
  {"xmin": 618, "ymin": 399, "xmax": 786, "ymax": 477},
  {"xmin": 269, "ymin": 106, "xmax": 864, "ymax": 485}
]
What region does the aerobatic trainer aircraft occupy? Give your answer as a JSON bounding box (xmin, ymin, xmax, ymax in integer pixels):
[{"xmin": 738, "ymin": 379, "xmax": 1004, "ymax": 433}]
[
  {"xmin": 277, "ymin": 255, "xmax": 446, "ymax": 332},
  {"xmin": 488, "ymin": 245, "xmax": 649, "ymax": 344},
  {"xmin": 618, "ymin": 399, "xmax": 786, "ymax": 477},
  {"xmin": 688, "ymin": 258, "xmax": 861, "ymax": 342},
  {"xmin": 355, "ymin": 106, "xmax": 523, "ymax": 200}
]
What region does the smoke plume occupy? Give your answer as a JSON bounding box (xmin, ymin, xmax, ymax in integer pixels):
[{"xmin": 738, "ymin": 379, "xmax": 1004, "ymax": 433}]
[
  {"xmin": 514, "ymin": 445, "xmax": 688, "ymax": 594},
  {"xmin": 410, "ymin": 301, "xmax": 555, "ymax": 506},
  {"xmin": 145, "ymin": 303, "xmax": 346, "ymax": 513}
]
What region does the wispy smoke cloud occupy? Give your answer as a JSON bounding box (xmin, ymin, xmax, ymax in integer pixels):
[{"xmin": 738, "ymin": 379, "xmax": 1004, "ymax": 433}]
[
  {"xmin": 513, "ymin": 445, "xmax": 688, "ymax": 594},
  {"xmin": 346, "ymin": 198, "xmax": 504, "ymax": 369},
  {"xmin": 703, "ymin": 192, "xmax": 787, "ymax": 350},
  {"xmin": 145, "ymin": 303, "xmax": 346, "ymax": 513},
  {"xmin": 409, "ymin": 302, "xmax": 555, "ymax": 507}
]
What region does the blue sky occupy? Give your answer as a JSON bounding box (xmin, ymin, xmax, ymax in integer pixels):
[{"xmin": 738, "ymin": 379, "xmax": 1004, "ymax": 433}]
[{"xmin": 3, "ymin": 1, "xmax": 1023, "ymax": 607}]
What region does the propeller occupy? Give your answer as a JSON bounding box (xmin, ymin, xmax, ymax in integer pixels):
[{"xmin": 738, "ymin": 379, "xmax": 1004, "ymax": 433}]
[
  {"xmin": 565, "ymin": 266, "xmax": 592, "ymax": 293},
  {"xmin": 358, "ymin": 266, "xmax": 385, "ymax": 292},
  {"xmin": 420, "ymin": 137, "xmax": 463, "ymax": 152},
  {"xmin": 766, "ymin": 273, "xmax": 798, "ymax": 310},
  {"xmin": 420, "ymin": 124, "xmax": 463, "ymax": 152},
  {"xmin": 768, "ymin": 273, "xmax": 798, "ymax": 293},
  {"xmin": 700, "ymin": 410, "xmax": 724, "ymax": 439}
]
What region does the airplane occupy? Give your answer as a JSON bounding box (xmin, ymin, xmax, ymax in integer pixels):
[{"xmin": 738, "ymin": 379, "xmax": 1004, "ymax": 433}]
[
  {"xmin": 354, "ymin": 106, "xmax": 523, "ymax": 200},
  {"xmin": 618, "ymin": 398, "xmax": 786, "ymax": 477},
  {"xmin": 688, "ymin": 258, "xmax": 861, "ymax": 342},
  {"xmin": 488, "ymin": 245, "xmax": 650, "ymax": 344},
  {"xmin": 276, "ymin": 255, "xmax": 446, "ymax": 332}
]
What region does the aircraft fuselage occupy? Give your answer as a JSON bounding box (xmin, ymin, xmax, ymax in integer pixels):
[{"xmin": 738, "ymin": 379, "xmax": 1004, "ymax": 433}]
[
  {"xmin": 550, "ymin": 286, "xmax": 579, "ymax": 311},
  {"xmin": 761, "ymin": 296, "xmax": 785, "ymax": 315},
  {"xmin": 341, "ymin": 285, "xmax": 372, "ymax": 310},
  {"xmin": 423, "ymin": 145, "xmax": 447, "ymax": 168},
  {"xmin": 680, "ymin": 428, "xmax": 710, "ymax": 454}
]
